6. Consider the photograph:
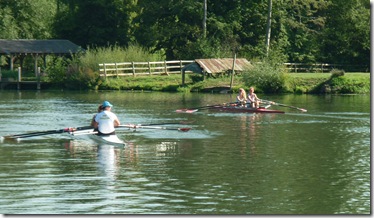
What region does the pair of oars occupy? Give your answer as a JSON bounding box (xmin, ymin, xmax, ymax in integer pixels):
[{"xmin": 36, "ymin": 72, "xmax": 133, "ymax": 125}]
[
  {"xmin": 3, "ymin": 121, "xmax": 193, "ymax": 139},
  {"xmin": 176, "ymin": 100, "xmax": 307, "ymax": 113}
]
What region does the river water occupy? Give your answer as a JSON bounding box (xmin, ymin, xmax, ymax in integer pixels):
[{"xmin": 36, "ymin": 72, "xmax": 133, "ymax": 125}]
[{"xmin": 0, "ymin": 90, "xmax": 370, "ymax": 214}]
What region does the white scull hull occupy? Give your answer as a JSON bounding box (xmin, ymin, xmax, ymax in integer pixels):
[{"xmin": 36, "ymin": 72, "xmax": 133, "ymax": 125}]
[
  {"xmin": 89, "ymin": 134, "xmax": 126, "ymax": 146},
  {"xmin": 71, "ymin": 129, "xmax": 125, "ymax": 146}
]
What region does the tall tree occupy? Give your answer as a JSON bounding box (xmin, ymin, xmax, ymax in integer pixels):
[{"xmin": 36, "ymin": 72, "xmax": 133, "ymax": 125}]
[
  {"xmin": 0, "ymin": 0, "xmax": 57, "ymax": 39},
  {"xmin": 134, "ymin": 0, "xmax": 204, "ymax": 59},
  {"xmin": 320, "ymin": 0, "xmax": 370, "ymax": 65},
  {"xmin": 53, "ymin": 0, "xmax": 135, "ymax": 47},
  {"xmin": 269, "ymin": 0, "xmax": 330, "ymax": 63}
]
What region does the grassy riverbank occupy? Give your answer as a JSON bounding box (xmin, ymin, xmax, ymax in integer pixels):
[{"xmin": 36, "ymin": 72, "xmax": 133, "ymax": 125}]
[{"xmin": 98, "ymin": 72, "xmax": 370, "ymax": 94}]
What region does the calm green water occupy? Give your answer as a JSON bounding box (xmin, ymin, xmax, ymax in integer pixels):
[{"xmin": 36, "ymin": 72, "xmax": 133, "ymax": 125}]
[{"xmin": 0, "ymin": 90, "xmax": 370, "ymax": 214}]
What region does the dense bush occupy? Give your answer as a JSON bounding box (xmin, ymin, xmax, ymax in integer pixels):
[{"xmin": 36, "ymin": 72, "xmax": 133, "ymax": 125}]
[
  {"xmin": 45, "ymin": 44, "xmax": 164, "ymax": 90},
  {"xmin": 45, "ymin": 57, "xmax": 67, "ymax": 83},
  {"xmin": 242, "ymin": 62, "xmax": 288, "ymax": 93},
  {"xmin": 329, "ymin": 75, "xmax": 369, "ymax": 94},
  {"xmin": 0, "ymin": 70, "xmax": 18, "ymax": 80}
]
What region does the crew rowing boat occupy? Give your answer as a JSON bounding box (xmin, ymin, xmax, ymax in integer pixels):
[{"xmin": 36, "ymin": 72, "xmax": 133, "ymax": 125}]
[
  {"xmin": 207, "ymin": 105, "xmax": 285, "ymax": 114},
  {"xmin": 176, "ymin": 104, "xmax": 285, "ymax": 114}
]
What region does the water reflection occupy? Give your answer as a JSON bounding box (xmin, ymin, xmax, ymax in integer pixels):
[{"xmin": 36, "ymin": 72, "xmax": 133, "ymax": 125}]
[
  {"xmin": 236, "ymin": 114, "xmax": 278, "ymax": 158},
  {"xmin": 0, "ymin": 91, "xmax": 369, "ymax": 214}
]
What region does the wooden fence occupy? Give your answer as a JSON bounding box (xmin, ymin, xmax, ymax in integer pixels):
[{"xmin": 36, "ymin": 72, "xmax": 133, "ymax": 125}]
[
  {"xmin": 98, "ymin": 60, "xmax": 369, "ymax": 79},
  {"xmin": 99, "ymin": 60, "xmax": 194, "ymax": 79},
  {"xmin": 284, "ymin": 63, "xmax": 369, "ymax": 73}
]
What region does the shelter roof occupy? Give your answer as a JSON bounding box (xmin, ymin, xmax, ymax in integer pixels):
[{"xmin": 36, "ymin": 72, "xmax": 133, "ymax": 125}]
[
  {"xmin": 0, "ymin": 39, "xmax": 82, "ymax": 55},
  {"xmin": 195, "ymin": 58, "xmax": 252, "ymax": 74}
]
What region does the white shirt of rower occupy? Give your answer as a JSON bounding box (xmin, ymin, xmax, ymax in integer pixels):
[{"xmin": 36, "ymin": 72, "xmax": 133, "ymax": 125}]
[
  {"xmin": 95, "ymin": 110, "xmax": 118, "ymax": 134},
  {"xmin": 248, "ymin": 93, "xmax": 258, "ymax": 103}
]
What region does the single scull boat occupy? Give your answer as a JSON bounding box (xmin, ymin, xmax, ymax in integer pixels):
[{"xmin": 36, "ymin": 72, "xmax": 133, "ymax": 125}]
[{"xmin": 71, "ymin": 129, "xmax": 125, "ymax": 146}]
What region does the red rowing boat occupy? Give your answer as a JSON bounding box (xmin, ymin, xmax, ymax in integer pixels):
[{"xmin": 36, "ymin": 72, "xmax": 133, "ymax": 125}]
[{"xmin": 208, "ymin": 105, "xmax": 285, "ymax": 114}]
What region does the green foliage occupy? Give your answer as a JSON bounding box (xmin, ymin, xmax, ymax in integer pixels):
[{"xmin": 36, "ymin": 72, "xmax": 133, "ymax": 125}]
[
  {"xmin": 77, "ymin": 44, "xmax": 165, "ymax": 72},
  {"xmin": 0, "ymin": 70, "xmax": 18, "ymax": 80},
  {"xmin": 94, "ymin": 71, "xmax": 369, "ymax": 94},
  {"xmin": 0, "ymin": 0, "xmax": 370, "ymax": 74},
  {"xmin": 0, "ymin": 0, "xmax": 56, "ymax": 39},
  {"xmin": 45, "ymin": 57, "xmax": 67, "ymax": 83},
  {"xmin": 242, "ymin": 61, "xmax": 289, "ymax": 93},
  {"xmin": 330, "ymin": 69, "xmax": 345, "ymax": 78},
  {"xmin": 182, "ymin": 38, "xmax": 233, "ymax": 59},
  {"xmin": 321, "ymin": 0, "xmax": 370, "ymax": 65},
  {"xmin": 189, "ymin": 74, "xmax": 204, "ymax": 83},
  {"xmin": 329, "ymin": 74, "xmax": 369, "ymax": 94},
  {"xmin": 64, "ymin": 64, "xmax": 99, "ymax": 90},
  {"xmin": 47, "ymin": 44, "xmax": 165, "ymax": 90},
  {"xmin": 53, "ymin": 0, "xmax": 135, "ymax": 47},
  {"xmin": 98, "ymin": 74, "xmax": 185, "ymax": 92}
]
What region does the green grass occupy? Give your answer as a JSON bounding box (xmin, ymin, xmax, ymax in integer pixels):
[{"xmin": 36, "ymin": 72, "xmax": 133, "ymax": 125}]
[
  {"xmin": 96, "ymin": 72, "xmax": 370, "ymax": 94},
  {"xmin": 289, "ymin": 72, "xmax": 369, "ymax": 79},
  {"xmin": 287, "ymin": 72, "xmax": 370, "ymax": 94}
]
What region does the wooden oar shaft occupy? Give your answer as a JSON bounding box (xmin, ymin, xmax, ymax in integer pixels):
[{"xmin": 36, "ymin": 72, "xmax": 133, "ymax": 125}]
[
  {"xmin": 4, "ymin": 126, "xmax": 93, "ymax": 139},
  {"xmin": 260, "ymin": 99, "xmax": 307, "ymax": 112},
  {"xmin": 118, "ymin": 125, "xmax": 191, "ymax": 132},
  {"xmin": 135, "ymin": 121, "xmax": 194, "ymax": 126},
  {"xmin": 176, "ymin": 102, "xmax": 237, "ymax": 113}
]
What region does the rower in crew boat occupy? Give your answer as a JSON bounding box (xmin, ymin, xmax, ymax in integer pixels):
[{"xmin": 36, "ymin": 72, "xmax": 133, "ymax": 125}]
[
  {"xmin": 247, "ymin": 87, "xmax": 261, "ymax": 108},
  {"xmin": 91, "ymin": 104, "xmax": 104, "ymax": 130},
  {"xmin": 93, "ymin": 101, "xmax": 121, "ymax": 136},
  {"xmin": 236, "ymin": 88, "xmax": 247, "ymax": 107},
  {"xmin": 247, "ymin": 87, "xmax": 275, "ymax": 109}
]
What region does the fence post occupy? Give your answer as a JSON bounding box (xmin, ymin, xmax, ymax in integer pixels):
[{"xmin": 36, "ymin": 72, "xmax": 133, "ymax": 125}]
[
  {"xmin": 115, "ymin": 63, "xmax": 118, "ymax": 78},
  {"xmin": 164, "ymin": 60, "xmax": 169, "ymax": 75},
  {"xmin": 104, "ymin": 64, "xmax": 107, "ymax": 80},
  {"xmin": 148, "ymin": 62, "xmax": 151, "ymax": 75},
  {"xmin": 132, "ymin": 62, "xmax": 136, "ymax": 76}
]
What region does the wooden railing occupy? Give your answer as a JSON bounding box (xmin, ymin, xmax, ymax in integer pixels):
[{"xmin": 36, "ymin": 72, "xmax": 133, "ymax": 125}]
[
  {"xmin": 99, "ymin": 60, "xmax": 194, "ymax": 79},
  {"xmin": 284, "ymin": 63, "xmax": 369, "ymax": 72},
  {"xmin": 98, "ymin": 60, "xmax": 369, "ymax": 79}
]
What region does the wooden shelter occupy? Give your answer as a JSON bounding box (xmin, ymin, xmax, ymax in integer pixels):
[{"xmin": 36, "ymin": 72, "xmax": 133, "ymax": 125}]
[
  {"xmin": 181, "ymin": 58, "xmax": 252, "ymax": 85},
  {"xmin": 0, "ymin": 39, "xmax": 82, "ymax": 74}
]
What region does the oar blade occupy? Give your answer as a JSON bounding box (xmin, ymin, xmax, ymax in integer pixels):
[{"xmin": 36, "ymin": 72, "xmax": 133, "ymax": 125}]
[
  {"xmin": 175, "ymin": 109, "xmax": 198, "ymax": 113},
  {"xmin": 178, "ymin": 128, "xmax": 191, "ymax": 132}
]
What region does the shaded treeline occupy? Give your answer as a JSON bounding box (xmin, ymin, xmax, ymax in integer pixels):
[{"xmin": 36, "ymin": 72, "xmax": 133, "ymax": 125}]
[{"xmin": 0, "ymin": 0, "xmax": 370, "ymax": 66}]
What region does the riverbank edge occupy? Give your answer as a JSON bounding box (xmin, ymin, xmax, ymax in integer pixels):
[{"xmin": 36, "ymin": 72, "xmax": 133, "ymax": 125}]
[{"xmin": 0, "ymin": 72, "xmax": 370, "ymax": 94}]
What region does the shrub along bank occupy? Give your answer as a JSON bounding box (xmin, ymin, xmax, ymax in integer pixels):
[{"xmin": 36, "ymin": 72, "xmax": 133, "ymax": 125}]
[{"xmin": 0, "ymin": 45, "xmax": 369, "ymax": 94}]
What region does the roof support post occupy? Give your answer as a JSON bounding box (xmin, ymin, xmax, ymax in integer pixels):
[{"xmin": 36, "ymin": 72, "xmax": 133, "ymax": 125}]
[
  {"xmin": 230, "ymin": 53, "xmax": 236, "ymax": 90},
  {"xmin": 9, "ymin": 55, "xmax": 14, "ymax": 70},
  {"xmin": 33, "ymin": 54, "xmax": 39, "ymax": 77}
]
